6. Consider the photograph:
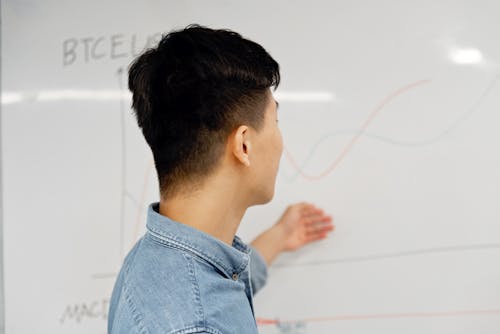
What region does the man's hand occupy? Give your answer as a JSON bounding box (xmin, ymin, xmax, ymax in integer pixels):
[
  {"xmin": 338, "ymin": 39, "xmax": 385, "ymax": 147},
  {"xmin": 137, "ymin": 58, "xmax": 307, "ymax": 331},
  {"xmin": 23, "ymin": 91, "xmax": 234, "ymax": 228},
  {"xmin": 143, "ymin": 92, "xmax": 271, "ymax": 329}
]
[
  {"xmin": 276, "ymin": 202, "xmax": 334, "ymax": 251},
  {"xmin": 250, "ymin": 202, "xmax": 335, "ymax": 265}
]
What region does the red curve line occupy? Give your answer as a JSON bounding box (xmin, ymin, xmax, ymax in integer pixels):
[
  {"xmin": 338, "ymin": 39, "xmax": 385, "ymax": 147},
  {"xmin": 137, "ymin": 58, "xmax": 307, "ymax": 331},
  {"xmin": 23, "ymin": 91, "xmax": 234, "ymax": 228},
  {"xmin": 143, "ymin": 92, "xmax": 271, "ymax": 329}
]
[
  {"xmin": 283, "ymin": 79, "xmax": 431, "ymax": 181},
  {"xmin": 257, "ymin": 308, "xmax": 500, "ymax": 326},
  {"xmin": 132, "ymin": 159, "xmax": 156, "ymax": 245}
]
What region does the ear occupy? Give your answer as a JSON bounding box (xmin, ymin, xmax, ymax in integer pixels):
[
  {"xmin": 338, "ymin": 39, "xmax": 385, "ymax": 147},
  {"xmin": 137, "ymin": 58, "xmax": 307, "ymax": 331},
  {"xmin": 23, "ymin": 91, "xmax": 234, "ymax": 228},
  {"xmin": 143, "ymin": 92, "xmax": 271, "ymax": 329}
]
[{"xmin": 231, "ymin": 125, "xmax": 251, "ymax": 167}]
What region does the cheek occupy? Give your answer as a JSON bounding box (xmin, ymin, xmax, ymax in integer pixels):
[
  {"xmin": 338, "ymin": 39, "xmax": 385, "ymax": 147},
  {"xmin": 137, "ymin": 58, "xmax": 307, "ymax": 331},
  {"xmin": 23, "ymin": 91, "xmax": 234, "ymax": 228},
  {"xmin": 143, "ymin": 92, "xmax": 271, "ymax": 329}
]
[
  {"xmin": 275, "ymin": 129, "xmax": 284, "ymax": 157},
  {"xmin": 278, "ymin": 129, "xmax": 284, "ymax": 153},
  {"xmin": 266, "ymin": 130, "xmax": 283, "ymax": 173}
]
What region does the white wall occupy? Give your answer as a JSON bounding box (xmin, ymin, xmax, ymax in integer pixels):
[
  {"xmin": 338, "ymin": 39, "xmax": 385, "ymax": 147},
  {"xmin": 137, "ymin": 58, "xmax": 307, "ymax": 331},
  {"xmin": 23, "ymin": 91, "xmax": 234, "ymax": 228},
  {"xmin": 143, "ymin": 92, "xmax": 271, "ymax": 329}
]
[{"xmin": 2, "ymin": 1, "xmax": 500, "ymax": 333}]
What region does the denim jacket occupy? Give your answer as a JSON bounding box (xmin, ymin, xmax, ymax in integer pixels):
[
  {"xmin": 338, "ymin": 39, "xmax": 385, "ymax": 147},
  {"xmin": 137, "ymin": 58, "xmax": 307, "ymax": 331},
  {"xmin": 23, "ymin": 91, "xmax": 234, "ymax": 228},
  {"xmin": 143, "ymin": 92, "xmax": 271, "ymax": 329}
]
[{"xmin": 108, "ymin": 202, "xmax": 268, "ymax": 334}]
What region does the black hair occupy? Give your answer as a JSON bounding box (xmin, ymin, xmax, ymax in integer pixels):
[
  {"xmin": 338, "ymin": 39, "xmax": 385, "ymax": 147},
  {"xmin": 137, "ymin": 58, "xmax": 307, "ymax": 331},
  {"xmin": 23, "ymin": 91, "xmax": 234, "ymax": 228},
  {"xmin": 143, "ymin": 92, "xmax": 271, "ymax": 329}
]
[{"xmin": 128, "ymin": 24, "xmax": 280, "ymax": 198}]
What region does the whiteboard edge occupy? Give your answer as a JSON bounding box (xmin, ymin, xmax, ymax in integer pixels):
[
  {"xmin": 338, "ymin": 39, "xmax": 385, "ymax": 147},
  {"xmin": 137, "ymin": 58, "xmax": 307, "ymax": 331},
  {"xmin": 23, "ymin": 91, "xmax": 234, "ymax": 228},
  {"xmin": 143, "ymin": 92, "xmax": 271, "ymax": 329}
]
[{"xmin": 0, "ymin": 0, "xmax": 5, "ymax": 333}]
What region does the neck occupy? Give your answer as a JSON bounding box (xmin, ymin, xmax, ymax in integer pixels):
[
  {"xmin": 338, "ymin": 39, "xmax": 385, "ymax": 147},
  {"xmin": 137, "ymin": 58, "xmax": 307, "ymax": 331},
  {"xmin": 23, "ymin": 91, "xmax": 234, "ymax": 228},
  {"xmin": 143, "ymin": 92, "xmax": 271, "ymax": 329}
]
[{"xmin": 158, "ymin": 171, "xmax": 249, "ymax": 245}]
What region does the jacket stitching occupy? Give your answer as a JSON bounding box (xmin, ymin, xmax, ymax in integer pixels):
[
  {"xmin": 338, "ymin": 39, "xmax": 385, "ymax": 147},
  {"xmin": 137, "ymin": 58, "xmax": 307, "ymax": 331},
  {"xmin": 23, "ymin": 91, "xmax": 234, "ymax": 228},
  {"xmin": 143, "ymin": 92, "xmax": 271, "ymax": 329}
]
[
  {"xmin": 182, "ymin": 253, "xmax": 206, "ymax": 328},
  {"xmin": 120, "ymin": 239, "xmax": 150, "ymax": 334},
  {"xmin": 122, "ymin": 282, "xmax": 150, "ymax": 334}
]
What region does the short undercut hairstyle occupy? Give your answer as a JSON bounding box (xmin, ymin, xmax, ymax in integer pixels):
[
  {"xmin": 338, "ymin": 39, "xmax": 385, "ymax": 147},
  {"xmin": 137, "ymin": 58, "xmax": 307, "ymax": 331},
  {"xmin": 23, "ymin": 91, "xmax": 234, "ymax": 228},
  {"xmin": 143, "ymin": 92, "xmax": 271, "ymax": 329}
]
[{"xmin": 128, "ymin": 24, "xmax": 280, "ymax": 198}]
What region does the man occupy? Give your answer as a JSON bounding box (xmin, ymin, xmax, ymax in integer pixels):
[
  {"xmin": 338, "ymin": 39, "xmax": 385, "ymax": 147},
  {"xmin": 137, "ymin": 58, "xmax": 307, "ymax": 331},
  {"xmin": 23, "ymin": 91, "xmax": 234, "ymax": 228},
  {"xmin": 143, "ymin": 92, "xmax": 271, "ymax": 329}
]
[{"xmin": 108, "ymin": 24, "xmax": 335, "ymax": 334}]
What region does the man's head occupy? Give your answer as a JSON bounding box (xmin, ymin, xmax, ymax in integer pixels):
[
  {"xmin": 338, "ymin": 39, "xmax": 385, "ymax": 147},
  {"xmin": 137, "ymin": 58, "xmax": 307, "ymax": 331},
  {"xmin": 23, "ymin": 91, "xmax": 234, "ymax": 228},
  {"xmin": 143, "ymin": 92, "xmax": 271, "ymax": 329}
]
[{"xmin": 128, "ymin": 24, "xmax": 282, "ymax": 204}]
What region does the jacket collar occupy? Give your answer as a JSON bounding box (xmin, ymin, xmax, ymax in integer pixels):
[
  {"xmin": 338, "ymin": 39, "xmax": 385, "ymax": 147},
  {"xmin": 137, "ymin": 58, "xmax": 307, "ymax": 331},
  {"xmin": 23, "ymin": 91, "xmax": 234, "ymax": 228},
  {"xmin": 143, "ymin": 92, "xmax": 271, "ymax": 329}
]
[{"xmin": 145, "ymin": 202, "xmax": 250, "ymax": 278}]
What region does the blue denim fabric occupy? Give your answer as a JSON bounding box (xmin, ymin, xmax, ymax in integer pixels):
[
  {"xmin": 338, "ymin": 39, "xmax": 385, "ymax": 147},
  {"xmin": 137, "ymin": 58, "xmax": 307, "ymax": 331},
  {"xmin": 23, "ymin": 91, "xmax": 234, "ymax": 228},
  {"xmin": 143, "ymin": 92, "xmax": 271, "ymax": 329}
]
[{"xmin": 108, "ymin": 202, "xmax": 268, "ymax": 334}]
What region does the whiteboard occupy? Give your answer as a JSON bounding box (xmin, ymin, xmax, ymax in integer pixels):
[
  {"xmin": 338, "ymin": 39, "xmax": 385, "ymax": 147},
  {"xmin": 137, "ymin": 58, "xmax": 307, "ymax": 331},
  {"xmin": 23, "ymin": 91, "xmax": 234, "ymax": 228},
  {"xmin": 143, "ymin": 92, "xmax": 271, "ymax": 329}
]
[{"xmin": 2, "ymin": 1, "xmax": 500, "ymax": 333}]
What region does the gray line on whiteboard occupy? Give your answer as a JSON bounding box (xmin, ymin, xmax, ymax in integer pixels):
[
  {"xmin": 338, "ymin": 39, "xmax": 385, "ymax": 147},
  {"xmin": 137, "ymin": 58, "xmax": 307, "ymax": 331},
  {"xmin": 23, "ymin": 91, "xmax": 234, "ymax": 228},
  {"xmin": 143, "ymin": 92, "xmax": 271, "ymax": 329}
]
[
  {"xmin": 0, "ymin": 3, "xmax": 5, "ymax": 332},
  {"xmin": 92, "ymin": 272, "xmax": 118, "ymax": 279},
  {"xmin": 118, "ymin": 67, "xmax": 126, "ymax": 260},
  {"xmin": 273, "ymin": 243, "xmax": 500, "ymax": 268},
  {"xmin": 92, "ymin": 243, "xmax": 500, "ymax": 278},
  {"xmin": 124, "ymin": 191, "xmax": 140, "ymax": 208}
]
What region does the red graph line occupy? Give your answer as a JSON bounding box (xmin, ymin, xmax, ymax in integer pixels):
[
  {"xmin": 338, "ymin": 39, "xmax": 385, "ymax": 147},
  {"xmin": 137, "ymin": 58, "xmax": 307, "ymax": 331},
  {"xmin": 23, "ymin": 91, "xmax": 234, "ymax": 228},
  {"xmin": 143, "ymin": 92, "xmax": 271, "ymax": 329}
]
[
  {"xmin": 132, "ymin": 159, "xmax": 156, "ymax": 244},
  {"xmin": 283, "ymin": 79, "xmax": 431, "ymax": 181},
  {"xmin": 257, "ymin": 308, "xmax": 500, "ymax": 326}
]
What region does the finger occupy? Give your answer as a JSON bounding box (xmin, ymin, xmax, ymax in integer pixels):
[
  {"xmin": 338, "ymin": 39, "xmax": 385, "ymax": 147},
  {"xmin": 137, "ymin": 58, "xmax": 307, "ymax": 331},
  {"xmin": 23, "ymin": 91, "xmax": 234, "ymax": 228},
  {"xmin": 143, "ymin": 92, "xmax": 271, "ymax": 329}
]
[
  {"xmin": 302, "ymin": 214, "xmax": 333, "ymax": 225},
  {"xmin": 305, "ymin": 222, "xmax": 335, "ymax": 234},
  {"xmin": 307, "ymin": 223, "xmax": 334, "ymax": 233},
  {"xmin": 299, "ymin": 203, "xmax": 316, "ymax": 214},
  {"xmin": 301, "ymin": 205, "xmax": 323, "ymax": 214},
  {"xmin": 303, "ymin": 221, "xmax": 333, "ymax": 233},
  {"xmin": 302, "ymin": 208, "xmax": 332, "ymax": 221}
]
